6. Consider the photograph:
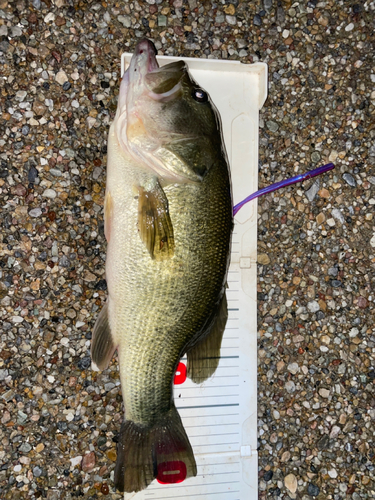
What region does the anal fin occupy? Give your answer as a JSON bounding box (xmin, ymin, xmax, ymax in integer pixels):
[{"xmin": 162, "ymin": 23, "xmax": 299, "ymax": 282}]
[
  {"xmin": 91, "ymin": 302, "xmax": 116, "ymax": 371},
  {"xmin": 138, "ymin": 182, "xmax": 174, "ymax": 261},
  {"xmin": 186, "ymin": 293, "xmax": 228, "ymax": 384}
]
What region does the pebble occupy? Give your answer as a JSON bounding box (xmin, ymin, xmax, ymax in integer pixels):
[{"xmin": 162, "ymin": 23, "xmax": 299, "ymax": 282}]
[
  {"xmin": 319, "ymin": 388, "xmax": 330, "ymax": 398},
  {"xmin": 82, "ymin": 451, "xmax": 96, "ymax": 472},
  {"xmin": 264, "ymin": 0, "xmax": 273, "ymax": 10},
  {"xmin": 266, "ymin": 120, "xmax": 279, "ymax": 133},
  {"xmin": 29, "ymin": 208, "xmax": 42, "ymax": 217},
  {"xmin": 305, "ymin": 180, "xmax": 319, "ymax": 202},
  {"xmin": 307, "ymin": 483, "xmax": 320, "ymax": 496},
  {"xmin": 258, "ymin": 253, "xmax": 270, "ymax": 265},
  {"xmin": 285, "ymin": 380, "xmax": 295, "ymax": 393},
  {"xmin": 307, "ymin": 300, "xmax": 320, "ymax": 313},
  {"xmin": 42, "ymin": 189, "xmax": 57, "ymax": 199},
  {"xmin": 253, "ymin": 14, "xmax": 262, "ymax": 26},
  {"xmin": 55, "ymin": 70, "xmax": 69, "ymax": 85},
  {"xmin": 285, "ymin": 473, "xmax": 297, "ymax": 493},
  {"xmin": 69, "ymin": 456, "xmax": 82, "ymax": 467},
  {"xmin": 33, "ymin": 466, "xmax": 43, "ymax": 477},
  {"xmin": 342, "ymin": 172, "xmax": 356, "ymax": 187},
  {"xmin": 331, "ymin": 208, "xmax": 345, "ymax": 224},
  {"xmin": 118, "ymin": 15, "xmax": 131, "ymax": 27},
  {"xmin": 287, "ymin": 363, "xmax": 299, "ymax": 375}
]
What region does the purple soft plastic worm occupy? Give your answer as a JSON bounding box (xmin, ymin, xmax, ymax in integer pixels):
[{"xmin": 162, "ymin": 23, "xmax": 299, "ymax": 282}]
[{"xmin": 233, "ymin": 163, "xmax": 335, "ymax": 216}]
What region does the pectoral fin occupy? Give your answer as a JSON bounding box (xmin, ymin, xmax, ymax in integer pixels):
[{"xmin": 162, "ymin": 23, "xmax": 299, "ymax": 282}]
[
  {"xmin": 138, "ymin": 183, "xmax": 174, "ymax": 261},
  {"xmin": 91, "ymin": 302, "xmax": 117, "ymax": 371},
  {"xmin": 186, "ymin": 293, "xmax": 228, "ymax": 384}
]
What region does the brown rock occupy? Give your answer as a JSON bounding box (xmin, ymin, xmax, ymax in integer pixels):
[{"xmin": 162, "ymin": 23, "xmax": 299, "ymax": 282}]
[
  {"xmin": 82, "ymin": 451, "xmax": 96, "ymax": 472},
  {"xmin": 28, "ymin": 12, "xmax": 38, "ymax": 24},
  {"xmin": 318, "ymin": 188, "xmax": 330, "ymax": 198},
  {"xmin": 106, "ymin": 448, "xmax": 117, "ymax": 462},
  {"xmin": 258, "ymin": 253, "xmax": 270, "ymax": 265},
  {"xmin": 83, "ymin": 270, "xmax": 97, "ymax": 282},
  {"xmin": 316, "ymin": 212, "xmax": 325, "ymax": 225},
  {"xmin": 11, "ymin": 183, "xmax": 27, "ymax": 196},
  {"xmin": 51, "ymin": 50, "xmax": 62, "ymax": 63},
  {"xmin": 224, "ymin": 4, "xmax": 235, "ymax": 15},
  {"xmin": 55, "ymin": 16, "xmax": 66, "ymax": 26},
  {"xmin": 357, "ymin": 296, "xmax": 368, "ymax": 308},
  {"xmin": 33, "ymin": 100, "xmax": 47, "ymax": 116}
]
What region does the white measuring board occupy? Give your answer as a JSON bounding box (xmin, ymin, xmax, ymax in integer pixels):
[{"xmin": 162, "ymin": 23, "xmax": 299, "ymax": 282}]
[{"xmin": 120, "ymin": 52, "xmax": 268, "ymax": 500}]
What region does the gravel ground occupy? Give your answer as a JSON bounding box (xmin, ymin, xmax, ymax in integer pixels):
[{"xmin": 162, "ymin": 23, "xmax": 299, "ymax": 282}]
[{"xmin": 0, "ymin": 0, "xmax": 374, "ymax": 499}]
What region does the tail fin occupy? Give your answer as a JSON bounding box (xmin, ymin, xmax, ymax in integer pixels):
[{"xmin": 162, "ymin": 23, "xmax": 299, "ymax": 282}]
[{"xmin": 114, "ymin": 404, "xmax": 197, "ymax": 493}]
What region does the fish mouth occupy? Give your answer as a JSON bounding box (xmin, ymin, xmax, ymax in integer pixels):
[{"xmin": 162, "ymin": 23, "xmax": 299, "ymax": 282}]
[
  {"xmin": 134, "ymin": 39, "xmax": 159, "ymax": 73},
  {"xmin": 127, "ymin": 39, "xmax": 159, "ymax": 84}
]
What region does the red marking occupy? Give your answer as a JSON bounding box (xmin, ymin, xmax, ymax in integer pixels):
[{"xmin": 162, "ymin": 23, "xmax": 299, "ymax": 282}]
[
  {"xmin": 174, "ymin": 362, "xmax": 186, "ymax": 385},
  {"xmin": 156, "ymin": 460, "xmax": 187, "ymax": 484}
]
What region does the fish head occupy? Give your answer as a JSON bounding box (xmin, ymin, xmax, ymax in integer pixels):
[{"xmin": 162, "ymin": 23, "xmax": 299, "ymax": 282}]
[{"xmin": 116, "ymin": 39, "xmax": 223, "ymax": 182}]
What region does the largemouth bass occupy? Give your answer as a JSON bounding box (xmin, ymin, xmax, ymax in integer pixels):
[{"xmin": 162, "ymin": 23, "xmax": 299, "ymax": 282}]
[{"xmin": 91, "ymin": 39, "xmax": 233, "ymax": 493}]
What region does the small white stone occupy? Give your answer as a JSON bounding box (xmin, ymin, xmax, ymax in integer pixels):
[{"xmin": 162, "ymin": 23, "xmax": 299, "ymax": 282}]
[
  {"xmin": 345, "ymin": 22, "xmax": 354, "ymax": 31},
  {"xmin": 285, "ymin": 299, "xmax": 293, "ymax": 307},
  {"xmin": 71, "ymin": 100, "xmax": 79, "ymax": 108},
  {"xmin": 285, "ymin": 381, "xmax": 296, "ymax": 393},
  {"xmin": 12, "ymin": 316, "xmax": 24, "ymax": 323},
  {"xmin": 329, "ymin": 150, "xmax": 338, "ymax": 162},
  {"xmin": 69, "ymin": 456, "xmax": 83, "ymax": 467},
  {"xmin": 328, "ymin": 468, "xmax": 338, "ymax": 479},
  {"xmin": 42, "ymin": 188, "xmax": 57, "ymax": 199},
  {"xmin": 87, "ymin": 116, "xmax": 96, "ymax": 130},
  {"xmin": 55, "ymin": 70, "xmax": 68, "ymax": 85},
  {"xmin": 117, "ymin": 15, "xmax": 131, "ymax": 28},
  {"xmin": 287, "ymin": 362, "xmax": 299, "ymax": 374},
  {"xmin": 273, "ymin": 410, "xmax": 280, "ymax": 419},
  {"xmin": 319, "ymin": 388, "xmax": 330, "ymax": 398},
  {"xmin": 44, "ymin": 12, "xmax": 56, "ymax": 23},
  {"xmin": 16, "ymin": 90, "xmax": 27, "ymax": 102},
  {"xmin": 282, "ymin": 29, "xmax": 289, "ymax": 38},
  {"xmin": 66, "ymin": 411, "xmax": 75, "ymax": 422},
  {"xmin": 307, "ymin": 300, "xmax": 320, "ymax": 313},
  {"xmin": 60, "ymin": 338, "xmax": 69, "ymax": 346},
  {"xmin": 47, "ymin": 375, "xmax": 55, "ymax": 383},
  {"xmin": 14, "ymin": 465, "xmax": 22, "ymax": 472},
  {"xmin": 226, "ymin": 15, "xmax": 236, "ymax": 25},
  {"xmin": 330, "ymin": 425, "xmax": 341, "ymax": 438},
  {"xmin": 331, "ymin": 208, "xmax": 345, "ymax": 224},
  {"xmin": 349, "ymin": 327, "xmax": 359, "ymax": 338},
  {"xmin": 370, "ymin": 233, "xmax": 375, "ymax": 248},
  {"xmin": 11, "ymin": 26, "xmax": 23, "ymax": 37}
]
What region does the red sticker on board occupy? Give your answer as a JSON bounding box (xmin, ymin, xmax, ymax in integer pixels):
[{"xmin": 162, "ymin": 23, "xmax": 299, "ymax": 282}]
[
  {"xmin": 174, "ymin": 362, "xmax": 186, "ymax": 385},
  {"xmin": 156, "ymin": 460, "xmax": 187, "ymax": 484}
]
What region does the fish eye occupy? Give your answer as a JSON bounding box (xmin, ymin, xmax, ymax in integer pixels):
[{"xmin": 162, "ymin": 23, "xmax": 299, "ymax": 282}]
[{"xmin": 192, "ymin": 88, "xmax": 208, "ymax": 103}]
